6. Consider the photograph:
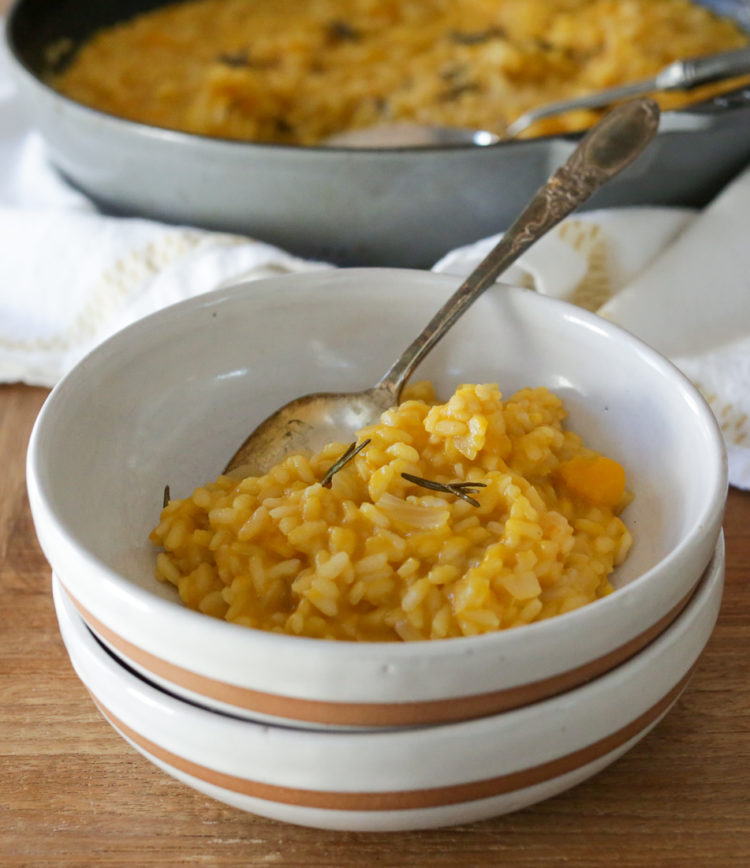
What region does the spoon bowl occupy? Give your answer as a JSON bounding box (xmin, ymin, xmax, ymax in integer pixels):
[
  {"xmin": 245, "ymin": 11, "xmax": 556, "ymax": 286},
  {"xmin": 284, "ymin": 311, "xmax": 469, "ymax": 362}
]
[
  {"xmin": 323, "ymin": 123, "xmax": 501, "ymax": 148},
  {"xmin": 226, "ymin": 98, "xmax": 661, "ymax": 477},
  {"xmin": 226, "ymin": 386, "xmax": 395, "ymax": 479}
]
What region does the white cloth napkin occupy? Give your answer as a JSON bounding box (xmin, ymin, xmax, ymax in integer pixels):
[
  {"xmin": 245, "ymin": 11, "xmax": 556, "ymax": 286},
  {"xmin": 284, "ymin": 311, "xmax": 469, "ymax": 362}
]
[
  {"xmin": 1, "ymin": 40, "xmax": 749, "ymax": 488},
  {"xmin": 0, "ymin": 42, "xmax": 333, "ymax": 386},
  {"xmin": 434, "ymin": 186, "xmax": 750, "ymax": 489}
]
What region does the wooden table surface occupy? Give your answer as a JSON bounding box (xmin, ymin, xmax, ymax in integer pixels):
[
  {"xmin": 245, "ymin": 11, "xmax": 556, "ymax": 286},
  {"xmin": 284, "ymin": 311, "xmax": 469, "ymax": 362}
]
[
  {"xmin": 1, "ymin": 381, "xmax": 748, "ymax": 866},
  {"xmin": 1, "ymin": 0, "xmax": 748, "ymax": 853}
]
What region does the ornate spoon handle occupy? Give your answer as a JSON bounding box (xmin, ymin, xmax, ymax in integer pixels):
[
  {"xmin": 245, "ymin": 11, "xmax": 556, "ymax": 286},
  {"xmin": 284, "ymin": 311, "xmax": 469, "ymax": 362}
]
[{"xmin": 377, "ymin": 97, "xmax": 660, "ymax": 397}]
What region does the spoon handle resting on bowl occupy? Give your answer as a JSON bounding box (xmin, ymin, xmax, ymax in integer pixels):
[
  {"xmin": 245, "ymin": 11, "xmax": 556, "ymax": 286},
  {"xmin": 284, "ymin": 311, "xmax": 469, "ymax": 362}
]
[
  {"xmin": 224, "ymin": 98, "xmax": 660, "ymax": 477},
  {"xmin": 375, "ymin": 97, "xmax": 661, "ymax": 400}
]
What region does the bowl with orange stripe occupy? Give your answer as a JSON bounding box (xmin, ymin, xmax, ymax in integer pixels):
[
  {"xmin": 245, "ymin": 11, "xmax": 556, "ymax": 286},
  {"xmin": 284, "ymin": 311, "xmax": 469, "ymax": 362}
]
[
  {"xmin": 27, "ymin": 269, "xmax": 728, "ymax": 729},
  {"xmin": 51, "ymin": 535, "xmax": 724, "ymax": 831}
]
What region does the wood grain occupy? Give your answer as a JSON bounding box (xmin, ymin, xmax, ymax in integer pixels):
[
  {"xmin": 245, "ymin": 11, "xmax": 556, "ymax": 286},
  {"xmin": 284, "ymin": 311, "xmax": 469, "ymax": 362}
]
[
  {"xmin": 1, "ymin": 0, "xmax": 748, "ymax": 859},
  {"xmin": 1, "ymin": 381, "xmax": 749, "ymax": 866}
]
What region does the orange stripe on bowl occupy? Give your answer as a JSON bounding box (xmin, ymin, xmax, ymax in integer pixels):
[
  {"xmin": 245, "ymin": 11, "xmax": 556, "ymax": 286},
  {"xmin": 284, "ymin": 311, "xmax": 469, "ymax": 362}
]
[
  {"xmin": 62, "ymin": 580, "xmax": 698, "ymax": 727},
  {"xmin": 92, "ymin": 669, "xmax": 692, "ymax": 812}
]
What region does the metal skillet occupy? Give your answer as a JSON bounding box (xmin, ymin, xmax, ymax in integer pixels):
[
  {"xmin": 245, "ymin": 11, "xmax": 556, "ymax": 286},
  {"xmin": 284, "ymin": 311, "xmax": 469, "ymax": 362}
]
[
  {"xmin": 6, "ymin": 0, "xmax": 750, "ymax": 267},
  {"xmin": 226, "ymin": 98, "xmax": 660, "ymax": 477}
]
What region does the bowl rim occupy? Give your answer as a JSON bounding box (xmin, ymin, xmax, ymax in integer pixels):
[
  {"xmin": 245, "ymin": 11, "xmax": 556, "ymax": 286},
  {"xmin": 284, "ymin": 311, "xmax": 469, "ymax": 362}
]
[
  {"xmin": 54, "ymin": 532, "xmax": 723, "ymax": 741},
  {"xmin": 51, "ymin": 534, "xmax": 723, "ymax": 779},
  {"xmin": 26, "ymin": 268, "xmax": 729, "ymax": 661},
  {"xmin": 57, "ymin": 538, "xmax": 716, "ymax": 726}
]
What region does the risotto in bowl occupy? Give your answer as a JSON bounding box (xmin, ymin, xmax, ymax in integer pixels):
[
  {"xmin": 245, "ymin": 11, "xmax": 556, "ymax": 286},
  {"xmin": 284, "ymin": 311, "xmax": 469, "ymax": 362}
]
[{"xmin": 27, "ymin": 269, "xmax": 727, "ymax": 728}]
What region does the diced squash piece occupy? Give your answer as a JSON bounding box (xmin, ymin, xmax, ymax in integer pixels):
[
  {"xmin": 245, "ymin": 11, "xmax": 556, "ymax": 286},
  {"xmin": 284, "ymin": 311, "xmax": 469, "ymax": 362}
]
[{"xmin": 558, "ymin": 455, "xmax": 626, "ymax": 507}]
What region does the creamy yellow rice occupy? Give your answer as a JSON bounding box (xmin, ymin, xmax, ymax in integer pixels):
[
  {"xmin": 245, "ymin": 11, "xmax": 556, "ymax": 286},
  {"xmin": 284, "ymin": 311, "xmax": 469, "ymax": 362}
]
[
  {"xmin": 150, "ymin": 382, "xmax": 632, "ymax": 641},
  {"xmin": 53, "ymin": 0, "xmax": 749, "ymax": 144}
]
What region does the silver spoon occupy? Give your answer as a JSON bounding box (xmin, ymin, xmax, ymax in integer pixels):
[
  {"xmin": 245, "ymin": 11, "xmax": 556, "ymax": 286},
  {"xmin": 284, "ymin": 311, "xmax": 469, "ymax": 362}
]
[
  {"xmin": 505, "ymin": 46, "xmax": 750, "ymax": 139},
  {"xmin": 226, "ymin": 97, "xmax": 660, "ymax": 478},
  {"xmin": 324, "ymin": 47, "xmax": 750, "ymax": 148}
]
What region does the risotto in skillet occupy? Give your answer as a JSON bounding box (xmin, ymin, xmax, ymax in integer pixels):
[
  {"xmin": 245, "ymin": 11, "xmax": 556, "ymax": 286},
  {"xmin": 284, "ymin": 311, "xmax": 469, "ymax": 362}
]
[{"xmin": 53, "ymin": 0, "xmax": 749, "ymax": 144}]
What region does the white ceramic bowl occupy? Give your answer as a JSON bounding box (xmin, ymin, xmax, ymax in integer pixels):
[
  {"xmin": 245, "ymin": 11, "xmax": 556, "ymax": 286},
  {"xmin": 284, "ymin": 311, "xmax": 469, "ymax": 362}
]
[
  {"xmin": 28, "ymin": 269, "xmax": 728, "ymax": 728},
  {"xmin": 52, "ymin": 535, "xmax": 724, "ymax": 831}
]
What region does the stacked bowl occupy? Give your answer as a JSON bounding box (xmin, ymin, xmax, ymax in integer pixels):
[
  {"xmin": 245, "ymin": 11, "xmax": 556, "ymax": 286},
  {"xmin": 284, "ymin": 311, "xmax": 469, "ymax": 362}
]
[{"xmin": 28, "ymin": 269, "xmax": 728, "ymax": 830}]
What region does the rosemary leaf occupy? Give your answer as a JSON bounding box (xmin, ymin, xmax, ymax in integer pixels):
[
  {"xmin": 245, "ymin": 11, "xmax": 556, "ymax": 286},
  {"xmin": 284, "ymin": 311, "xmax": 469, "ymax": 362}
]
[
  {"xmin": 400, "ymin": 473, "xmax": 486, "ymax": 507},
  {"xmin": 445, "ymin": 485, "xmax": 482, "ymax": 508},
  {"xmin": 449, "ymin": 26, "xmax": 506, "ymax": 46},
  {"xmin": 321, "ymin": 439, "xmax": 371, "ymax": 488},
  {"xmin": 327, "ymin": 19, "xmax": 361, "ymax": 42}
]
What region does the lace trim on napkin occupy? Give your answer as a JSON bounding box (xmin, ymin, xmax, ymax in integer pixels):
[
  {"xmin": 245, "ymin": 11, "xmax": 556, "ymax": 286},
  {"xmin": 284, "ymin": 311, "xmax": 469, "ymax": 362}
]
[{"xmin": 0, "ymin": 229, "xmax": 209, "ymax": 353}]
